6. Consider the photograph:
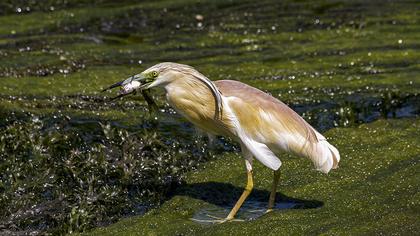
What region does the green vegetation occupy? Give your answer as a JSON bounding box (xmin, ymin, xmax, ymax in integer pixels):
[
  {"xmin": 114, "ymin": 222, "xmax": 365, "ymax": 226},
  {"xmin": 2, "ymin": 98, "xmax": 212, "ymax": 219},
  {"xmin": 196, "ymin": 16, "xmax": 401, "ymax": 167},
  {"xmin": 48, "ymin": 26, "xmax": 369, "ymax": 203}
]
[
  {"xmin": 0, "ymin": 114, "xmax": 217, "ymax": 234},
  {"xmin": 0, "ymin": 0, "xmax": 418, "ymax": 234}
]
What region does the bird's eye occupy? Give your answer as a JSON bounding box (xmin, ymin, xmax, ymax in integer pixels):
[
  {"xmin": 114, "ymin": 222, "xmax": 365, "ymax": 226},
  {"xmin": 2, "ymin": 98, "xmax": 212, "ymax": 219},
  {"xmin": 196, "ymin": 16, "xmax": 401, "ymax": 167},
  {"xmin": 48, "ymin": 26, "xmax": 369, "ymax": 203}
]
[{"xmin": 151, "ymin": 71, "xmax": 158, "ymax": 77}]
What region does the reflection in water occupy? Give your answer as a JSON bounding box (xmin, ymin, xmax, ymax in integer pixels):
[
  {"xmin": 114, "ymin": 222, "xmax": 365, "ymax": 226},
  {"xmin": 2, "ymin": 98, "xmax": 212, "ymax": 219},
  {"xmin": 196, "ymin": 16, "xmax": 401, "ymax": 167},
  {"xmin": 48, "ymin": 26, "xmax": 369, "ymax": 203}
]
[{"xmin": 192, "ymin": 200, "xmax": 298, "ymax": 224}]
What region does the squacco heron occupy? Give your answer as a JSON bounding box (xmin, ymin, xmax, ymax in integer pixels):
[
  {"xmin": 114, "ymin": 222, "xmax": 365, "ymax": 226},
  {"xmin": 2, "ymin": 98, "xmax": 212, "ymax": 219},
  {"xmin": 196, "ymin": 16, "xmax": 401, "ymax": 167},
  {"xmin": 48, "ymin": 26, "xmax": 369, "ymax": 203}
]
[{"xmin": 103, "ymin": 62, "xmax": 340, "ymax": 222}]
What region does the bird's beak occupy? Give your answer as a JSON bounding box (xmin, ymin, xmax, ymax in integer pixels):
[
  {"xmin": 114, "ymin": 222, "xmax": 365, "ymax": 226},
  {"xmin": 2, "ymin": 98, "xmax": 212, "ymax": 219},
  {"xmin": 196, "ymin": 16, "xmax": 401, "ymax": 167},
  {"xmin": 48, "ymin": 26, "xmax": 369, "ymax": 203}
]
[
  {"xmin": 102, "ymin": 73, "xmax": 154, "ymax": 101},
  {"xmin": 101, "ymin": 80, "xmax": 123, "ymax": 92},
  {"xmin": 102, "ymin": 73, "xmax": 146, "ymax": 92}
]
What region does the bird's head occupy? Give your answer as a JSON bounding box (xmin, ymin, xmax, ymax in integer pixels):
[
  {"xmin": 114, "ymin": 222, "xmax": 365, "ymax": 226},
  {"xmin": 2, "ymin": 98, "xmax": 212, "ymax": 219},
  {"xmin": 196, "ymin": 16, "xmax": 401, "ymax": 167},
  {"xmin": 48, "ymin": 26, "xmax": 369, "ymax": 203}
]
[
  {"xmin": 103, "ymin": 62, "xmax": 220, "ymax": 99},
  {"xmin": 102, "ymin": 62, "xmax": 223, "ymax": 118},
  {"xmin": 102, "ymin": 62, "xmax": 196, "ymax": 97}
]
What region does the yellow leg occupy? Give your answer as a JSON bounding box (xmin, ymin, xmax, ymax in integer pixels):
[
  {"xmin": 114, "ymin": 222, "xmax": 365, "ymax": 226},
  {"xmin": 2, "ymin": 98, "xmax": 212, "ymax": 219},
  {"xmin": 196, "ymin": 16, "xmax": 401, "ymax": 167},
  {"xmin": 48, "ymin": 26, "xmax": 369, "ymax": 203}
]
[
  {"xmin": 225, "ymin": 170, "xmax": 253, "ymax": 221},
  {"xmin": 267, "ymin": 170, "xmax": 280, "ymax": 212}
]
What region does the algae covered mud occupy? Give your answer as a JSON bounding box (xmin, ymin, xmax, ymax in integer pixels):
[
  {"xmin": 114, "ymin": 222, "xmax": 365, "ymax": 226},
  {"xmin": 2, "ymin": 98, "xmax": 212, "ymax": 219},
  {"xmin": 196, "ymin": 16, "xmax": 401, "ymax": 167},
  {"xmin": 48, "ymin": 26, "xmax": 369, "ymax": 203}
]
[{"xmin": 0, "ymin": 0, "xmax": 418, "ymax": 235}]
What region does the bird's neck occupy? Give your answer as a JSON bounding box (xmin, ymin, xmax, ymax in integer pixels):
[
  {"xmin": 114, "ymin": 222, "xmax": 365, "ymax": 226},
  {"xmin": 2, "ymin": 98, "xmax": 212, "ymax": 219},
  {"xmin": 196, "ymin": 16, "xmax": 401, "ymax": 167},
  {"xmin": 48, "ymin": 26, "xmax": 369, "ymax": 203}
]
[
  {"xmin": 164, "ymin": 77, "xmax": 216, "ymax": 119},
  {"xmin": 163, "ymin": 77, "xmax": 233, "ymax": 136}
]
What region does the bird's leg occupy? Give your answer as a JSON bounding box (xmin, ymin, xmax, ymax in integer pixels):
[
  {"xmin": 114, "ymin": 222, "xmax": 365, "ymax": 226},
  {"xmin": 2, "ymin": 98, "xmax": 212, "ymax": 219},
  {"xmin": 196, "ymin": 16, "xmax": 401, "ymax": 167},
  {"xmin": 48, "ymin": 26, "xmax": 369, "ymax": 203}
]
[
  {"xmin": 223, "ymin": 147, "xmax": 253, "ymax": 221},
  {"xmin": 195, "ymin": 167, "xmax": 253, "ymax": 224},
  {"xmin": 266, "ymin": 169, "xmax": 281, "ymax": 213},
  {"xmin": 200, "ymin": 148, "xmax": 253, "ymax": 224},
  {"xmin": 225, "ymin": 162, "xmax": 253, "ymax": 221}
]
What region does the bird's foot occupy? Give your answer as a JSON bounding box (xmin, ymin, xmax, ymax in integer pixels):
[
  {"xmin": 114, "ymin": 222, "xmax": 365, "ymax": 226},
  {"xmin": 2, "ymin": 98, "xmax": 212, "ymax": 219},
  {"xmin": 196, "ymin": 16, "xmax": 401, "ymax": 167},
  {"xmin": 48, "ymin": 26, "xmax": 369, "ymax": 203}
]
[
  {"xmin": 265, "ymin": 208, "xmax": 274, "ymax": 214},
  {"xmin": 191, "ymin": 218, "xmax": 226, "ymax": 224},
  {"xmin": 207, "ymin": 214, "xmax": 244, "ymax": 223},
  {"xmin": 190, "ymin": 214, "xmax": 244, "ymax": 224},
  {"xmin": 206, "ymin": 214, "xmax": 225, "ymax": 220}
]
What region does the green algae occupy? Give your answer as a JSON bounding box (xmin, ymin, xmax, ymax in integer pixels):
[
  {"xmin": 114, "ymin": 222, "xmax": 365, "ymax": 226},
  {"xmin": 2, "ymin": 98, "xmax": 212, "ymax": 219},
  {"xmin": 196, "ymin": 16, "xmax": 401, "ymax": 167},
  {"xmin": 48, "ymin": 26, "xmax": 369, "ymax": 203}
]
[{"xmin": 87, "ymin": 118, "xmax": 420, "ymax": 235}]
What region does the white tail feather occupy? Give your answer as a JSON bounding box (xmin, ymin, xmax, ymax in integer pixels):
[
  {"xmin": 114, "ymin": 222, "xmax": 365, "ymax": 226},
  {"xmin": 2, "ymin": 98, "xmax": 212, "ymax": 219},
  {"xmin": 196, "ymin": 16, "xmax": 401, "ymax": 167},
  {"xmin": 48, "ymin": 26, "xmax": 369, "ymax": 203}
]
[
  {"xmin": 310, "ymin": 140, "xmax": 340, "ymax": 174},
  {"xmin": 328, "ymin": 142, "xmax": 340, "ymax": 169}
]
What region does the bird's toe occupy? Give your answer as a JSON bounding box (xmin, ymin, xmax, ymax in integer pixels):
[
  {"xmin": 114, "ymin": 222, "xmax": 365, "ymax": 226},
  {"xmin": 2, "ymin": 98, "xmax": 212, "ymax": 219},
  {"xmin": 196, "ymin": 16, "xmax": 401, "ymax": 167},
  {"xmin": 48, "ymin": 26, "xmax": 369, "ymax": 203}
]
[
  {"xmin": 265, "ymin": 208, "xmax": 274, "ymax": 214},
  {"xmin": 191, "ymin": 214, "xmax": 244, "ymax": 224},
  {"xmin": 206, "ymin": 214, "xmax": 225, "ymax": 220}
]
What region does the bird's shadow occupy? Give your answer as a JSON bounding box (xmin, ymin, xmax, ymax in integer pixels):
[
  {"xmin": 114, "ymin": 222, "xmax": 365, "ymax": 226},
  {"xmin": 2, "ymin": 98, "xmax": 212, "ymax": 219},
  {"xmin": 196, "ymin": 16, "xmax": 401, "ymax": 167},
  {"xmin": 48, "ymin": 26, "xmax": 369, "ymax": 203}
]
[{"xmin": 170, "ymin": 181, "xmax": 323, "ymax": 223}]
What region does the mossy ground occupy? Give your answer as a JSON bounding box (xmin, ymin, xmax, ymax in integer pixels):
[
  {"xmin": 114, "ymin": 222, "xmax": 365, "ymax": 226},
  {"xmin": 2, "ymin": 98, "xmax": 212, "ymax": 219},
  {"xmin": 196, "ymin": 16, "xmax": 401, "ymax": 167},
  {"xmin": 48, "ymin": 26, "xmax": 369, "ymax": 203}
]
[
  {"xmin": 0, "ymin": 0, "xmax": 419, "ymax": 234},
  {"xmin": 88, "ymin": 118, "xmax": 419, "ymax": 235}
]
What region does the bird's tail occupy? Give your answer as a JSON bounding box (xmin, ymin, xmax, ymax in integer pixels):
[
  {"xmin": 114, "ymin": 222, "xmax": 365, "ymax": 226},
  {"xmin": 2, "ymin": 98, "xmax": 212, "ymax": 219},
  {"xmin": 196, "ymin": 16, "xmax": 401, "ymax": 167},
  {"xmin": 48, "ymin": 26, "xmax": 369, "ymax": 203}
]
[{"xmin": 309, "ymin": 140, "xmax": 340, "ymax": 174}]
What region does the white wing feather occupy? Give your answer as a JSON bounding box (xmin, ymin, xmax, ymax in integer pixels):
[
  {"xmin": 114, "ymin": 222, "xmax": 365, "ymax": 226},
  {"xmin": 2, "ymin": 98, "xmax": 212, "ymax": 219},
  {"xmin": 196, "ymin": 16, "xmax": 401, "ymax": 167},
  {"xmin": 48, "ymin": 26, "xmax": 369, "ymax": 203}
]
[{"xmin": 239, "ymin": 134, "xmax": 282, "ymax": 171}]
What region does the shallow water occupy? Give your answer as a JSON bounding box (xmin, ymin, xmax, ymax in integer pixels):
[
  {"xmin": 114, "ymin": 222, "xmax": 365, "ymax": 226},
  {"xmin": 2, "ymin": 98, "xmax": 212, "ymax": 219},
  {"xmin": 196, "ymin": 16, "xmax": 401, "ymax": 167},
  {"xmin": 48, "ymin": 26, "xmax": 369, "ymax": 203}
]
[
  {"xmin": 0, "ymin": 0, "xmax": 419, "ymax": 234},
  {"xmin": 192, "ymin": 200, "xmax": 298, "ymax": 224}
]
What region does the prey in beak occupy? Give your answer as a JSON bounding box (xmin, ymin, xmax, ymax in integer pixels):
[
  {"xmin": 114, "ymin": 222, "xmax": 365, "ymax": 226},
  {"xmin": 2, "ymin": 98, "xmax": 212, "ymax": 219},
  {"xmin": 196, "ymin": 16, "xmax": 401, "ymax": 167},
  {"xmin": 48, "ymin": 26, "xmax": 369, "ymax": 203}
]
[{"xmin": 102, "ymin": 73, "xmax": 158, "ymax": 111}]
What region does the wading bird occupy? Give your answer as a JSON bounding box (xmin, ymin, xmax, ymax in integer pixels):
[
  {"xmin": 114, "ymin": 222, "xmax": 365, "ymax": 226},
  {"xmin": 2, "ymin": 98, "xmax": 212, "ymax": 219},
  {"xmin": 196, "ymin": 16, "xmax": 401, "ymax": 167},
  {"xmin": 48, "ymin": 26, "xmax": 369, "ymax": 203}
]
[{"xmin": 103, "ymin": 62, "xmax": 340, "ymax": 222}]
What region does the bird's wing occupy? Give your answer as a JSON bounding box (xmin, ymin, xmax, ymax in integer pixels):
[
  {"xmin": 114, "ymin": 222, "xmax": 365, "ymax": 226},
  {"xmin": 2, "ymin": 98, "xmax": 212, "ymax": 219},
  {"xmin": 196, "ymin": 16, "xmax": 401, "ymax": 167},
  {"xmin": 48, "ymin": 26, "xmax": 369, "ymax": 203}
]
[
  {"xmin": 215, "ymin": 80, "xmax": 319, "ymax": 145},
  {"xmin": 215, "ymin": 80, "xmax": 339, "ymax": 173},
  {"xmin": 239, "ymin": 133, "xmax": 282, "ymax": 170}
]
